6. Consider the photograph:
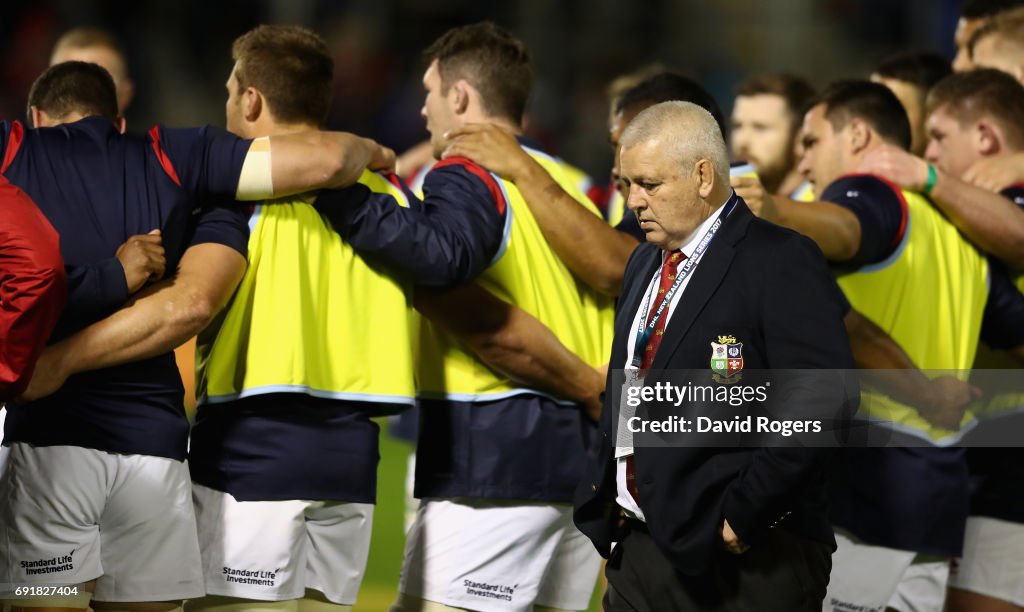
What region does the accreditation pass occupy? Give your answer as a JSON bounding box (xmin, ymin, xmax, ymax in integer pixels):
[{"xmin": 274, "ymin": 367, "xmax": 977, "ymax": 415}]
[{"xmin": 614, "ymin": 366, "xmax": 643, "ymax": 458}]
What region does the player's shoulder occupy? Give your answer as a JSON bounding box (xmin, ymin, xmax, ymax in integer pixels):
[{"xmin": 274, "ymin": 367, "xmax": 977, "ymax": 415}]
[
  {"xmin": 424, "ymin": 156, "xmax": 506, "ymax": 212},
  {"xmin": 426, "ymin": 156, "xmax": 492, "ymax": 183},
  {"xmin": 815, "ymin": 173, "xmax": 905, "ymax": 209},
  {"xmin": 820, "ymin": 173, "xmax": 905, "ymax": 207}
]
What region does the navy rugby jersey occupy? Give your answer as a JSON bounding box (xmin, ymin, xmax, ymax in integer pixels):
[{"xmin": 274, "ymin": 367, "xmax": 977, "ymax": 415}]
[
  {"xmin": 0, "ymin": 117, "xmax": 250, "ymax": 460},
  {"xmin": 317, "ymin": 159, "xmax": 506, "ymax": 287}
]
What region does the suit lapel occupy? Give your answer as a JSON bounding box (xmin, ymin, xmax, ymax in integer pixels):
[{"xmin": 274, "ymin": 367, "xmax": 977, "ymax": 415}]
[
  {"xmin": 650, "ymin": 199, "xmax": 753, "ymax": 370},
  {"xmin": 611, "ymin": 244, "xmax": 661, "ymax": 365}
]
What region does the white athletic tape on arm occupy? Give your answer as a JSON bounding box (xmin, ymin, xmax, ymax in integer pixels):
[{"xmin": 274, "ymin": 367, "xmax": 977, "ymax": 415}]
[{"xmin": 236, "ymin": 137, "xmax": 274, "ymax": 201}]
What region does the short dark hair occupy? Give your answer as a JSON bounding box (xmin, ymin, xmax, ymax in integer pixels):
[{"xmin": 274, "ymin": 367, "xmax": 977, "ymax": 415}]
[
  {"xmin": 961, "ymin": 0, "xmax": 1024, "ymax": 19},
  {"xmin": 27, "ymin": 60, "xmax": 118, "ymax": 125},
  {"xmin": 615, "ymin": 72, "xmax": 728, "ymax": 140},
  {"xmin": 606, "ymin": 63, "xmax": 668, "ymax": 107},
  {"xmin": 423, "ymin": 21, "xmax": 532, "ymax": 122},
  {"xmin": 735, "ymin": 72, "xmax": 816, "ymax": 129},
  {"xmin": 927, "ymin": 68, "xmax": 1024, "ymax": 149},
  {"xmin": 874, "ymin": 51, "xmax": 952, "ymax": 91},
  {"xmin": 232, "ymin": 25, "xmax": 333, "ymax": 127},
  {"xmin": 813, "ymin": 80, "xmax": 912, "ymax": 150}
]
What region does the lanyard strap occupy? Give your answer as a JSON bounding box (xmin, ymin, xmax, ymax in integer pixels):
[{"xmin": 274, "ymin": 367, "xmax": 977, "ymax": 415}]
[{"xmin": 630, "ymin": 197, "xmax": 736, "ymax": 368}]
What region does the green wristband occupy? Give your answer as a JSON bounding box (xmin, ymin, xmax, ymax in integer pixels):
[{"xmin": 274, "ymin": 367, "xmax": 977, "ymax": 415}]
[{"xmin": 923, "ymin": 163, "xmax": 937, "ymax": 195}]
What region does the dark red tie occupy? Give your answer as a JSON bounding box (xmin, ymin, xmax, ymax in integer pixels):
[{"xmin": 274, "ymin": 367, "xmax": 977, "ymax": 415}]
[{"xmin": 626, "ymin": 251, "xmax": 686, "ymax": 505}]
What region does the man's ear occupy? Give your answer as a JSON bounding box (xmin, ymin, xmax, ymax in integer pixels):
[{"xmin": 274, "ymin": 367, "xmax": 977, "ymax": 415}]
[
  {"xmin": 119, "ymin": 78, "xmax": 136, "ymax": 114},
  {"xmin": 243, "ymin": 86, "xmax": 263, "ymax": 123},
  {"xmin": 452, "ymin": 80, "xmax": 471, "ymax": 116},
  {"xmin": 848, "ymin": 118, "xmax": 871, "ymax": 154},
  {"xmin": 976, "ymin": 120, "xmax": 1002, "ymax": 157},
  {"xmin": 696, "ymin": 158, "xmax": 715, "ymax": 199},
  {"xmin": 29, "ymin": 105, "xmax": 44, "ymax": 129}
]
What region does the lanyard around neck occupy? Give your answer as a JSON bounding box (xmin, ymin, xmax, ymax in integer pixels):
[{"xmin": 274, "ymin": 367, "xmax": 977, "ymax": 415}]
[{"xmin": 630, "ymin": 197, "xmax": 736, "ymax": 369}]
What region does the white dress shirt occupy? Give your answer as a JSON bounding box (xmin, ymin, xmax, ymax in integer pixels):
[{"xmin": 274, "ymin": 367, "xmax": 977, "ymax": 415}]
[{"xmin": 615, "ymin": 201, "xmax": 730, "ymax": 522}]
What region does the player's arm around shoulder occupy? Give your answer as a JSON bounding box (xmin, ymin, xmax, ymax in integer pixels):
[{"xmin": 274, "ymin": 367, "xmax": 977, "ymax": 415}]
[{"xmin": 19, "ymin": 242, "xmax": 246, "ymax": 402}]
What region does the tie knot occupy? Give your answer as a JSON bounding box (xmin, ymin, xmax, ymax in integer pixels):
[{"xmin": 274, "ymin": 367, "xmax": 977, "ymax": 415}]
[{"xmin": 666, "ymin": 251, "xmax": 685, "ymax": 270}]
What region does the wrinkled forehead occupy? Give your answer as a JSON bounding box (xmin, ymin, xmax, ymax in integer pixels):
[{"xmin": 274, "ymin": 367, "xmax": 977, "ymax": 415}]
[{"xmin": 620, "ymin": 138, "xmax": 669, "ymax": 170}]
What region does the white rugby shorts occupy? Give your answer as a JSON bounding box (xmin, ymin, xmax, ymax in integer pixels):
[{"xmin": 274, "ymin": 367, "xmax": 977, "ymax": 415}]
[
  {"xmin": 824, "ymin": 529, "xmax": 949, "ymax": 612},
  {"xmin": 0, "ymin": 443, "xmax": 203, "ymax": 602},
  {"xmin": 192, "ymin": 483, "xmax": 373, "ymax": 605},
  {"xmin": 948, "ymin": 516, "xmax": 1024, "ymax": 606},
  {"xmin": 398, "ymin": 498, "xmax": 601, "ymax": 612}
]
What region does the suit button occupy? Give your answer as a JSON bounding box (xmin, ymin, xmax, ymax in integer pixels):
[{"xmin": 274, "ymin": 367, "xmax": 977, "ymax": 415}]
[{"xmin": 591, "ymin": 483, "xmax": 598, "ymax": 492}]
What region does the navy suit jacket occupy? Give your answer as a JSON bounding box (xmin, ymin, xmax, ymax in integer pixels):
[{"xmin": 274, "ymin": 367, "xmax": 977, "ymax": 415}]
[{"xmin": 573, "ymin": 196, "xmax": 857, "ymax": 576}]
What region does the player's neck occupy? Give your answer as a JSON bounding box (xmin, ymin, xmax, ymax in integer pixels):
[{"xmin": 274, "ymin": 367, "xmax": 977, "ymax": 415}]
[
  {"xmin": 463, "ymin": 112, "xmax": 522, "ymax": 136},
  {"xmin": 250, "ymin": 119, "xmax": 319, "ymax": 139}
]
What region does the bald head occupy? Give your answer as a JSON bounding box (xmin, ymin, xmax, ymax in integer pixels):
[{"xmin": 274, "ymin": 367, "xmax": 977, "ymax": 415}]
[{"xmin": 620, "ymin": 100, "xmax": 730, "ymax": 183}]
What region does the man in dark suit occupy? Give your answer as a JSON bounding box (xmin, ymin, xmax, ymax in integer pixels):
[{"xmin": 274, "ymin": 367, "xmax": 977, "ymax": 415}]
[{"xmin": 573, "ymin": 100, "xmax": 856, "ymax": 611}]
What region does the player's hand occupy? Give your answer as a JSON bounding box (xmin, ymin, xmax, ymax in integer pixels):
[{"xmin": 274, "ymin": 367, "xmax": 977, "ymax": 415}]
[
  {"xmin": 720, "ymin": 518, "xmax": 750, "ymax": 554},
  {"xmin": 583, "ymin": 364, "xmax": 608, "ymax": 423},
  {"xmin": 367, "ymin": 140, "xmax": 397, "ymax": 174},
  {"xmin": 442, "ymin": 123, "xmax": 532, "ymax": 181},
  {"xmin": 18, "ymin": 347, "xmax": 70, "ymax": 402},
  {"xmin": 117, "ymin": 230, "xmax": 165, "ymax": 294},
  {"xmin": 915, "ymin": 375, "xmax": 982, "ymax": 431},
  {"xmin": 731, "ymin": 175, "xmax": 778, "ymax": 222},
  {"xmin": 858, "ymin": 145, "xmax": 929, "ymax": 191},
  {"xmin": 964, "ymin": 152, "xmax": 1024, "ymax": 192},
  {"xmin": 583, "ymin": 393, "xmax": 602, "ymax": 423}
]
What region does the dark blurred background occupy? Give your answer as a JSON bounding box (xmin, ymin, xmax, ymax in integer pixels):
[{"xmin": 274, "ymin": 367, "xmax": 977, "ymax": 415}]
[{"xmin": 0, "ymin": 0, "xmax": 962, "ymax": 180}]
